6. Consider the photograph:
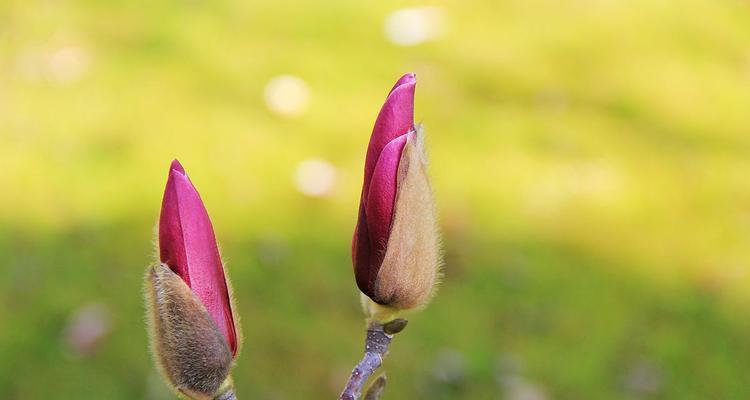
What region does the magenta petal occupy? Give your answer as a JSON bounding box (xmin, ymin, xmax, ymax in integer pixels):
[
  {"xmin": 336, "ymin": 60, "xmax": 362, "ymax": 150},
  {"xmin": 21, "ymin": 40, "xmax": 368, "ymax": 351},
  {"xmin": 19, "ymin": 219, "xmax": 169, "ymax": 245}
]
[
  {"xmin": 352, "ymin": 206, "xmax": 372, "ymax": 295},
  {"xmin": 362, "ymin": 73, "xmax": 416, "ymax": 199},
  {"xmin": 390, "ymin": 72, "xmax": 416, "ymax": 93},
  {"xmin": 365, "ymin": 134, "xmax": 408, "ymax": 265},
  {"xmin": 159, "ymin": 160, "xmax": 237, "ymax": 356},
  {"xmin": 170, "ymin": 159, "xmax": 185, "ymax": 174}
]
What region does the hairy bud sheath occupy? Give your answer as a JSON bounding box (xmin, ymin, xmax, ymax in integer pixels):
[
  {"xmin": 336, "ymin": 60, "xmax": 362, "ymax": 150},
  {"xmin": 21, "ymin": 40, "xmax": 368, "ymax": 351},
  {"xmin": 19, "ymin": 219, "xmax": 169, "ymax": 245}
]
[
  {"xmin": 145, "ymin": 160, "xmax": 240, "ymax": 399},
  {"xmin": 352, "ymin": 74, "xmax": 440, "ymax": 311}
]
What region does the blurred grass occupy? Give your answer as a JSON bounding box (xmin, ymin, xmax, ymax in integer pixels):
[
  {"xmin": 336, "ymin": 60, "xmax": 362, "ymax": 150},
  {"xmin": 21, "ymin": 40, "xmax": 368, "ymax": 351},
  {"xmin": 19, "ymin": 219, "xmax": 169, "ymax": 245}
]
[{"xmin": 2, "ymin": 0, "xmax": 750, "ymax": 398}]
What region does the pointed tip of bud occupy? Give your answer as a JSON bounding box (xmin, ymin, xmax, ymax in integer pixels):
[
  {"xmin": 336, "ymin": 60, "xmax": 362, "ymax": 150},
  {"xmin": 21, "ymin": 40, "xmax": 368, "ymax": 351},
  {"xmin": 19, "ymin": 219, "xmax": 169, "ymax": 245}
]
[
  {"xmin": 170, "ymin": 159, "xmax": 186, "ymax": 175},
  {"xmin": 368, "ymin": 74, "xmax": 416, "ymax": 175},
  {"xmin": 390, "ymin": 73, "xmax": 416, "ymax": 93}
]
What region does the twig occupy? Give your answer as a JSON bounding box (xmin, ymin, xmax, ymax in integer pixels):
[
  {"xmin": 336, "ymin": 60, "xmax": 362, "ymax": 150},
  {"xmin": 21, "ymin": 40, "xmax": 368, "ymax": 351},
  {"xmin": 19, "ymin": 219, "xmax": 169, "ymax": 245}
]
[{"xmin": 339, "ymin": 319, "xmax": 407, "ymax": 400}]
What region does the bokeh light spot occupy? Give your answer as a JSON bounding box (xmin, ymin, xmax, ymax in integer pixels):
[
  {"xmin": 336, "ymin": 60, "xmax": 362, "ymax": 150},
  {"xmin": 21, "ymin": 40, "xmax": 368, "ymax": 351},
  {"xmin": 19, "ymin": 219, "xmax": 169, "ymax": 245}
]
[
  {"xmin": 264, "ymin": 75, "xmax": 311, "ymax": 118},
  {"xmin": 294, "ymin": 159, "xmax": 337, "ymax": 197},
  {"xmin": 384, "ymin": 7, "xmax": 447, "ymax": 46}
]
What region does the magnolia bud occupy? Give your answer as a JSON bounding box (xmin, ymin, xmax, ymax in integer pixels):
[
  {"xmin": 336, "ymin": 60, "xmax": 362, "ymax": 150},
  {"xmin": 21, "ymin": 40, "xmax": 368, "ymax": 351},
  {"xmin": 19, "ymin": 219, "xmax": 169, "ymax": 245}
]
[
  {"xmin": 145, "ymin": 160, "xmax": 240, "ymax": 399},
  {"xmin": 352, "ymin": 74, "xmax": 440, "ymax": 311}
]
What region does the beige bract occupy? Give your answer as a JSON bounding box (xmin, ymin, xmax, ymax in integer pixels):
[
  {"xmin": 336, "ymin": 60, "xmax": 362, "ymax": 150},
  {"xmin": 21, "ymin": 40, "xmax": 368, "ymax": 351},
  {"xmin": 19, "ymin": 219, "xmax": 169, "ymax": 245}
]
[
  {"xmin": 371, "ymin": 126, "xmax": 441, "ymax": 310},
  {"xmin": 145, "ymin": 264, "xmax": 234, "ymax": 400}
]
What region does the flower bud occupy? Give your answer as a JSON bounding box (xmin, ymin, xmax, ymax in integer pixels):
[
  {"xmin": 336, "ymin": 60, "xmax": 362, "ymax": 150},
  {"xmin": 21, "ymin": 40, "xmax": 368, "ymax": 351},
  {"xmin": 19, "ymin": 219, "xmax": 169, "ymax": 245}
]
[
  {"xmin": 352, "ymin": 74, "xmax": 440, "ymax": 311},
  {"xmin": 145, "ymin": 160, "xmax": 240, "ymax": 399}
]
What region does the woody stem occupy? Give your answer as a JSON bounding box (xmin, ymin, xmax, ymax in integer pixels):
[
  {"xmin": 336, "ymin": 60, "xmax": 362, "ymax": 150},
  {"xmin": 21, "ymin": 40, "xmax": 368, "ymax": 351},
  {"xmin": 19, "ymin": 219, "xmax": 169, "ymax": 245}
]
[{"xmin": 339, "ymin": 322, "xmax": 393, "ymax": 400}]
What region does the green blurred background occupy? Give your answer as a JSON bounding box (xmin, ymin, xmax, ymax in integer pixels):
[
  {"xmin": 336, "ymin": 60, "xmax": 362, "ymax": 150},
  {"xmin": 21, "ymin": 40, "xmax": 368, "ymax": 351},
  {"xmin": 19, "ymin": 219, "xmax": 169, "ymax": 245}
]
[{"xmin": 2, "ymin": 0, "xmax": 750, "ymax": 398}]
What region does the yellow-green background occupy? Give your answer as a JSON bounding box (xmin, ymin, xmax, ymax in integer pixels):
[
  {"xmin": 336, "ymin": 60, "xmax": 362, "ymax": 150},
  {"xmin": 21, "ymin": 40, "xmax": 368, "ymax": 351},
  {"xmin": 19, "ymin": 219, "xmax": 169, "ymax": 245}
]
[{"xmin": 2, "ymin": 0, "xmax": 750, "ymax": 398}]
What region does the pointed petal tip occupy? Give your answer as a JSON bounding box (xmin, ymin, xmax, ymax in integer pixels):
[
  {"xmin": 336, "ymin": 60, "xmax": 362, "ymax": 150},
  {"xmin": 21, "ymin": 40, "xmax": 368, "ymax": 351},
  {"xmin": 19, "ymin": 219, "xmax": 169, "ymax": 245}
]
[
  {"xmin": 390, "ymin": 73, "xmax": 417, "ymax": 94},
  {"xmin": 170, "ymin": 159, "xmax": 186, "ymax": 175},
  {"xmin": 400, "ymin": 72, "xmax": 417, "ymax": 83}
]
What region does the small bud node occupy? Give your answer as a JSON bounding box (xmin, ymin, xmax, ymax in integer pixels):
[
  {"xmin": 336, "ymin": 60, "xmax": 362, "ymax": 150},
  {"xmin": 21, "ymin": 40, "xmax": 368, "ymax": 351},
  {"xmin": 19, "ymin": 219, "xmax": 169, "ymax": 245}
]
[{"xmin": 382, "ymin": 318, "xmax": 408, "ymax": 335}]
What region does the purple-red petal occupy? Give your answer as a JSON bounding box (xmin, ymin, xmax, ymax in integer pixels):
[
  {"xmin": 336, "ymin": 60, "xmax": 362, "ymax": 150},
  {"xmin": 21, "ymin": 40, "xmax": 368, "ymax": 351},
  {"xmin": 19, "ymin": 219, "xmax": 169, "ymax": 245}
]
[
  {"xmin": 390, "ymin": 72, "xmax": 416, "ymax": 93},
  {"xmin": 365, "ymin": 134, "xmax": 408, "ymax": 266},
  {"xmin": 362, "ymin": 73, "xmax": 416, "ymax": 200},
  {"xmin": 159, "ymin": 160, "xmax": 237, "ymax": 356}
]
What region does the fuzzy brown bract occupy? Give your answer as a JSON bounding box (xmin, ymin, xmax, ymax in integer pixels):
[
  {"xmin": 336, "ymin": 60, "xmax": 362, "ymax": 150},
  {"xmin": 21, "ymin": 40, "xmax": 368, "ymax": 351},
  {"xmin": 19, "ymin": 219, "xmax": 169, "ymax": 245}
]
[
  {"xmin": 371, "ymin": 126, "xmax": 441, "ymax": 310},
  {"xmin": 145, "ymin": 263, "xmax": 233, "ymax": 399}
]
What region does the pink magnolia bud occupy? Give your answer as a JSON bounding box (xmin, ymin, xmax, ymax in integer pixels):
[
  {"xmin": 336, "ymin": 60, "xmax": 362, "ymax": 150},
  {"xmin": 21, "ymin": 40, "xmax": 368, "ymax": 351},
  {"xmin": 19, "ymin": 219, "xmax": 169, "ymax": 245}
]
[
  {"xmin": 145, "ymin": 160, "xmax": 239, "ymax": 399},
  {"xmin": 353, "ymin": 74, "xmax": 440, "ymax": 311},
  {"xmin": 158, "ymin": 160, "xmax": 238, "ymax": 355}
]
